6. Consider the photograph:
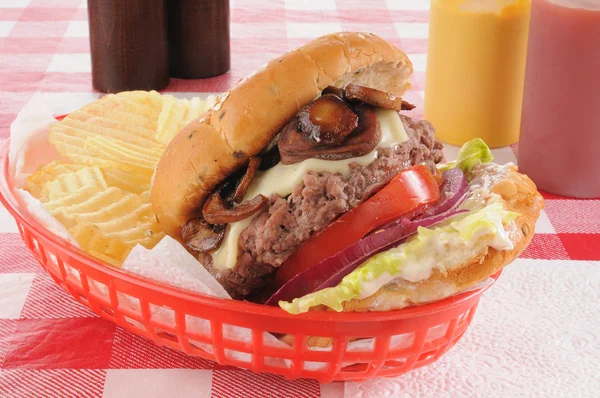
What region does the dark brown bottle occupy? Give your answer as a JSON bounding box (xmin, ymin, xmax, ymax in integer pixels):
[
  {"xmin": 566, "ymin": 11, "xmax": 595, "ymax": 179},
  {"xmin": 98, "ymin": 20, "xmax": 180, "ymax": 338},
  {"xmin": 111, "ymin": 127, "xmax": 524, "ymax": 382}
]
[
  {"xmin": 87, "ymin": 0, "xmax": 170, "ymax": 93},
  {"xmin": 167, "ymin": 0, "xmax": 230, "ymax": 79}
]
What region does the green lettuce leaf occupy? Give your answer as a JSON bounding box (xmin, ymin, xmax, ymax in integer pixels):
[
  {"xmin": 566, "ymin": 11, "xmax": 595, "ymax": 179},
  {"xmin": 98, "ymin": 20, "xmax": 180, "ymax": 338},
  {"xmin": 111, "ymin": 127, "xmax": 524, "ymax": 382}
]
[
  {"xmin": 438, "ymin": 138, "xmax": 494, "ymax": 175},
  {"xmin": 279, "ymin": 203, "xmax": 519, "ymax": 315}
]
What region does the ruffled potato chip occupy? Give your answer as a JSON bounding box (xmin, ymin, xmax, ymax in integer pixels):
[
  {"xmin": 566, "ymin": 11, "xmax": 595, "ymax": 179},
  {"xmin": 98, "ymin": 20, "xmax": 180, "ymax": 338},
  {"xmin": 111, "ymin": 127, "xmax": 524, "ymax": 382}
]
[
  {"xmin": 155, "ymin": 94, "xmax": 217, "ymax": 144},
  {"xmin": 32, "ymin": 90, "xmax": 211, "ymax": 267},
  {"xmin": 26, "ymin": 162, "xmax": 86, "ymax": 199}
]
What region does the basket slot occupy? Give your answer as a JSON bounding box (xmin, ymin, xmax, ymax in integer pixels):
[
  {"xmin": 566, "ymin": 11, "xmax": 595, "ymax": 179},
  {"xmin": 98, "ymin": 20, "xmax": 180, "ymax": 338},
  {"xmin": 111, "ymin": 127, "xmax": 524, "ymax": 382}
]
[
  {"xmin": 385, "ymin": 347, "xmax": 420, "ymax": 365},
  {"xmin": 338, "ymin": 363, "xmax": 371, "ymax": 380},
  {"xmin": 380, "ymin": 349, "xmax": 421, "ymax": 376},
  {"xmin": 116, "ymin": 302, "xmax": 145, "ymax": 324},
  {"xmin": 185, "ymin": 340, "xmax": 216, "ymax": 361},
  {"xmin": 33, "ymin": 238, "xmax": 45, "ymax": 263},
  {"xmin": 44, "ymin": 251, "xmax": 61, "ymax": 279},
  {"xmin": 74, "ymin": 292, "xmax": 91, "ymax": 309},
  {"xmin": 54, "ymin": 250, "xmax": 68, "ymax": 282},
  {"xmin": 262, "ymin": 358, "xmax": 288, "ymax": 371},
  {"xmin": 388, "ymin": 331, "xmax": 415, "ymax": 353},
  {"xmin": 188, "ymin": 336, "xmax": 214, "ymax": 352},
  {"xmin": 305, "ymin": 336, "xmax": 336, "ymax": 352},
  {"xmin": 141, "ymin": 302, "xmax": 183, "ymax": 351},
  {"xmin": 224, "ymin": 356, "xmax": 255, "ymax": 369},
  {"xmin": 97, "ymin": 305, "xmax": 114, "ymax": 319},
  {"xmin": 155, "ymin": 330, "xmax": 179, "ymax": 343},
  {"xmin": 417, "ymin": 347, "xmax": 445, "ymax": 366},
  {"xmin": 342, "ymin": 352, "xmax": 378, "ymax": 363},
  {"xmin": 225, "ymin": 349, "xmax": 252, "ymax": 364},
  {"xmin": 431, "ymin": 343, "xmax": 452, "ymax": 362},
  {"xmin": 67, "ymin": 269, "xmax": 92, "ymax": 312},
  {"xmin": 262, "ymin": 331, "xmax": 293, "ymax": 350},
  {"xmin": 341, "ymin": 336, "xmax": 379, "ymax": 363},
  {"xmin": 301, "ymin": 361, "xmax": 330, "ymax": 374},
  {"xmin": 57, "ymin": 260, "xmax": 95, "ymax": 312},
  {"xmin": 421, "ymin": 322, "xmax": 450, "ymax": 352},
  {"xmin": 423, "ymin": 318, "xmax": 459, "ymax": 353},
  {"xmin": 397, "ymin": 353, "xmax": 422, "ymax": 374},
  {"xmin": 147, "ymin": 303, "xmax": 178, "ymax": 330},
  {"xmin": 120, "ymin": 315, "xmax": 148, "ymax": 334},
  {"xmin": 222, "ymin": 324, "xmax": 252, "ymax": 341},
  {"xmin": 184, "ymin": 315, "xmax": 212, "ymax": 344},
  {"xmin": 377, "ymin": 358, "xmax": 419, "ymax": 378},
  {"xmin": 61, "ymin": 263, "xmax": 83, "ymax": 290},
  {"xmin": 260, "ymin": 345, "xmax": 296, "ymax": 360},
  {"xmin": 26, "ymin": 232, "xmax": 55, "ymax": 280},
  {"xmin": 220, "ymin": 336, "xmax": 253, "ymax": 354},
  {"xmin": 151, "ymin": 329, "xmax": 188, "ymax": 352},
  {"xmin": 147, "ymin": 320, "xmax": 177, "ymax": 335},
  {"xmin": 85, "ymin": 277, "xmax": 112, "ymax": 308},
  {"xmin": 27, "ymin": 233, "xmax": 47, "ymax": 269},
  {"xmin": 58, "ymin": 265, "xmax": 85, "ymax": 296},
  {"xmin": 115, "ymin": 291, "xmax": 143, "ymax": 326},
  {"xmin": 97, "ymin": 281, "xmax": 128, "ymax": 323},
  {"xmin": 390, "ymin": 327, "xmax": 430, "ymax": 374},
  {"xmin": 87, "ymin": 290, "xmax": 111, "ymax": 309},
  {"xmin": 291, "ymin": 349, "xmax": 341, "ymax": 363},
  {"xmin": 207, "ymin": 323, "xmax": 264, "ymax": 365}
]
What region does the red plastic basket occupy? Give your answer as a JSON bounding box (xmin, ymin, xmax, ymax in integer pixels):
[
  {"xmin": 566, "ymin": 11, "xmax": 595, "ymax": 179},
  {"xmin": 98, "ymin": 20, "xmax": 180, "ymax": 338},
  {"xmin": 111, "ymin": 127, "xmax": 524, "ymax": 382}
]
[{"xmin": 0, "ymin": 139, "xmax": 499, "ymax": 382}]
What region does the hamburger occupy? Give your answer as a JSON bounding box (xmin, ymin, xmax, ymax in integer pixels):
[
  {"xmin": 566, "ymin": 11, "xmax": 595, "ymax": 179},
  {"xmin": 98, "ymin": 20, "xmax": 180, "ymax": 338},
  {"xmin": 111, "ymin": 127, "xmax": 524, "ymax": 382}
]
[{"xmin": 151, "ymin": 32, "xmax": 543, "ymax": 315}]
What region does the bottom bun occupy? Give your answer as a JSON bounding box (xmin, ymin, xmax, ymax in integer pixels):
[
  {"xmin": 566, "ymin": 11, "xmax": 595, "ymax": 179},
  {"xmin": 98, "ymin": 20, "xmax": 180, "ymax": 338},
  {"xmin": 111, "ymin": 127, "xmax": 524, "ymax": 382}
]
[{"xmin": 282, "ymin": 164, "xmax": 543, "ymax": 348}]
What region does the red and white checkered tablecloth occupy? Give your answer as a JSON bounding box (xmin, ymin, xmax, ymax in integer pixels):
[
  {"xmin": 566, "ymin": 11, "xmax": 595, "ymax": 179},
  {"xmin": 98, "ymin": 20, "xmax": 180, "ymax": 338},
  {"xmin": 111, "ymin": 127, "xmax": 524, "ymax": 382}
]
[{"xmin": 1, "ymin": 1, "xmax": 599, "ymax": 397}]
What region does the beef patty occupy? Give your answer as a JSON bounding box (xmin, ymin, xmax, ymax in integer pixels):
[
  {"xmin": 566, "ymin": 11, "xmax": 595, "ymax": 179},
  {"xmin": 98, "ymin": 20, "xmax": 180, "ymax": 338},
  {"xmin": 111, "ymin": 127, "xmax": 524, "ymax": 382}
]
[{"xmin": 201, "ymin": 114, "xmax": 444, "ymax": 299}]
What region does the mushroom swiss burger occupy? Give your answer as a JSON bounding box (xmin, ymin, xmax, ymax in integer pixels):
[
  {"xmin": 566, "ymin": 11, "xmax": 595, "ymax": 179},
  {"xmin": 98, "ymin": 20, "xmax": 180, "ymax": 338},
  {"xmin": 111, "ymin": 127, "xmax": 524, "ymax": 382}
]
[{"xmin": 151, "ymin": 32, "xmax": 543, "ymax": 316}]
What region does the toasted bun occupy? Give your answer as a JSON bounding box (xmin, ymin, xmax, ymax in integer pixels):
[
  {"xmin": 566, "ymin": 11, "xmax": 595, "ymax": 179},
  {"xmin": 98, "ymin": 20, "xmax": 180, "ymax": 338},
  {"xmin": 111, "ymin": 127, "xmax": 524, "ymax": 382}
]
[
  {"xmin": 288, "ymin": 164, "xmax": 544, "ymax": 348},
  {"xmin": 151, "ymin": 32, "xmax": 413, "ymax": 240}
]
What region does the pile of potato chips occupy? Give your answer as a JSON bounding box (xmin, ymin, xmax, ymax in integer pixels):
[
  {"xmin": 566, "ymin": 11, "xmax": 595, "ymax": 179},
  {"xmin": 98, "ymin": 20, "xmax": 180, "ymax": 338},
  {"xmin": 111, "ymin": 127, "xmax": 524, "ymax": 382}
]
[{"xmin": 25, "ymin": 91, "xmax": 215, "ymax": 267}]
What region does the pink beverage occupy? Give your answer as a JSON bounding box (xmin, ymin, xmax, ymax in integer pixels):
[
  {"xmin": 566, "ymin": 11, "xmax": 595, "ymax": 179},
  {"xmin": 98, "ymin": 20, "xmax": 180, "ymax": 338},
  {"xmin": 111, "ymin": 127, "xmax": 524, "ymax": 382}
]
[{"xmin": 518, "ymin": 0, "xmax": 600, "ymax": 198}]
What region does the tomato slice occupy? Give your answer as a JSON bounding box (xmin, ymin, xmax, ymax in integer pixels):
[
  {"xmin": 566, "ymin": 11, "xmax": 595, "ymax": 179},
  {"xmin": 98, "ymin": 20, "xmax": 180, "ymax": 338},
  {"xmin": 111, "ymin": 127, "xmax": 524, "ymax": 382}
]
[
  {"xmin": 434, "ymin": 166, "xmax": 445, "ymax": 186},
  {"xmin": 274, "ymin": 165, "xmax": 440, "ymax": 287}
]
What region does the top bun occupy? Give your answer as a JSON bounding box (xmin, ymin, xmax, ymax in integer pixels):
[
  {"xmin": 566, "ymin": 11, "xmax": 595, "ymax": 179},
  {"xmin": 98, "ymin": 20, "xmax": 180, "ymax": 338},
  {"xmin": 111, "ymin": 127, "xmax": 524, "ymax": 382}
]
[{"xmin": 151, "ymin": 32, "xmax": 413, "ymax": 240}]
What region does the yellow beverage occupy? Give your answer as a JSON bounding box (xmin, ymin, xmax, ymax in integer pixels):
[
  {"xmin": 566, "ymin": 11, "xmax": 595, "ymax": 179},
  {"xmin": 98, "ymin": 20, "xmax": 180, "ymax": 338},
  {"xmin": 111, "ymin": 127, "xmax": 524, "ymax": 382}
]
[{"xmin": 424, "ymin": 0, "xmax": 531, "ymax": 148}]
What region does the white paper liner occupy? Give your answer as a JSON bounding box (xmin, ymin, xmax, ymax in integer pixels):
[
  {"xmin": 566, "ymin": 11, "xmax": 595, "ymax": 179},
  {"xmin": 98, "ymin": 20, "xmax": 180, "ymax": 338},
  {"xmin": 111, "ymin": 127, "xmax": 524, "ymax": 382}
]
[{"xmin": 7, "ymin": 94, "xmax": 493, "ymax": 372}]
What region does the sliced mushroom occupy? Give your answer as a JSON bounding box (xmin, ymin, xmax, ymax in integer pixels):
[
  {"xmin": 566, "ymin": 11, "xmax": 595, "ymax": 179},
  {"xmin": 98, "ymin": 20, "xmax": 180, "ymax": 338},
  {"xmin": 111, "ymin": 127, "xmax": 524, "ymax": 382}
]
[
  {"xmin": 322, "ymin": 85, "xmax": 344, "ymax": 98},
  {"xmin": 297, "ymin": 94, "xmax": 358, "ymax": 145},
  {"xmin": 324, "ymin": 84, "xmax": 416, "ymax": 111},
  {"xmin": 343, "ymin": 83, "xmax": 405, "ymax": 111},
  {"xmin": 182, "ymin": 217, "xmax": 225, "ymax": 253},
  {"xmin": 279, "ymin": 104, "xmax": 381, "ymax": 164},
  {"xmin": 259, "ymin": 145, "xmax": 281, "ymax": 170},
  {"xmin": 401, "ymin": 100, "xmax": 416, "ymax": 111},
  {"xmin": 203, "ymin": 191, "xmax": 268, "ymax": 225},
  {"xmin": 233, "ymin": 157, "xmax": 261, "ymax": 203}
]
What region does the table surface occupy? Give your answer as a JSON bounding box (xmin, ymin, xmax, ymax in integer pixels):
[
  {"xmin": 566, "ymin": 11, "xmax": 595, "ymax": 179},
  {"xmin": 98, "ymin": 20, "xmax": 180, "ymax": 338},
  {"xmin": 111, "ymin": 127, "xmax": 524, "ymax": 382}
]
[{"xmin": 1, "ymin": 1, "xmax": 599, "ymax": 397}]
